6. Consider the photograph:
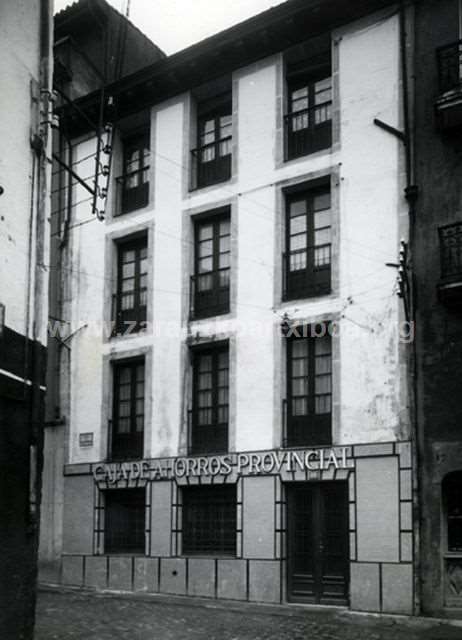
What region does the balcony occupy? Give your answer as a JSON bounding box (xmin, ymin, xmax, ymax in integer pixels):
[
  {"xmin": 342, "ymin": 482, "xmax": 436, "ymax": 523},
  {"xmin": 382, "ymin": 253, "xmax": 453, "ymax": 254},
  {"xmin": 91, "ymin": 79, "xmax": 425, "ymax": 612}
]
[
  {"xmin": 281, "ymin": 399, "xmax": 332, "ymax": 448},
  {"xmin": 285, "ymin": 101, "xmax": 332, "ymax": 160},
  {"xmin": 436, "ymin": 40, "xmax": 462, "ymax": 130},
  {"xmin": 191, "ymin": 138, "xmax": 232, "ymax": 189},
  {"xmin": 187, "ymin": 409, "xmax": 228, "ymax": 456},
  {"xmin": 115, "ymin": 167, "xmax": 149, "ymax": 215},
  {"xmin": 282, "ymin": 244, "xmax": 331, "ymax": 301},
  {"xmin": 112, "ymin": 290, "xmax": 147, "ymax": 337},
  {"xmin": 107, "ymin": 419, "xmax": 144, "ymax": 461},
  {"xmin": 189, "ymin": 268, "xmax": 230, "ymax": 320},
  {"xmin": 438, "ymin": 222, "xmax": 462, "ymax": 308}
]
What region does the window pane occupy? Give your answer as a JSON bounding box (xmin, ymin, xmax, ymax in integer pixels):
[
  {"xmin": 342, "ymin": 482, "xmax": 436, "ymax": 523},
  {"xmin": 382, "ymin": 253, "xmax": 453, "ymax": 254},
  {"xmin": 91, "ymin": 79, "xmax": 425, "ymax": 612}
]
[
  {"xmin": 314, "ymin": 228, "xmax": 331, "ymax": 247},
  {"xmin": 290, "ymin": 234, "xmax": 307, "ymax": 251},
  {"xmin": 292, "ymin": 377, "xmax": 309, "ymax": 397},
  {"xmin": 315, "ymin": 77, "xmax": 332, "ymax": 104},
  {"xmin": 313, "ymin": 191, "xmax": 331, "ymax": 211},
  {"xmin": 314, "ymin": 209, "xmax": 331, "ymax": 231},
  {"xmin": 199, "ymin": 239, "xmax": 213, "ymax": 258},
  {"xmin": 290, "ymin": 215, "xmax": 307, "ymax": 235},
  {"xmin": 289, "ymin": 199, "xmax": 307, "ymax": 217},
  {"xmin": 198, "ymin": 224, "xmax": 213, "ymax": 241},
  {"xmin": 292, "ymin": 397, "xmax": 308, "ymax": 416},
  {"xmin": 315, "ymin": 334, "xmax": 331, "ymax": 355}
]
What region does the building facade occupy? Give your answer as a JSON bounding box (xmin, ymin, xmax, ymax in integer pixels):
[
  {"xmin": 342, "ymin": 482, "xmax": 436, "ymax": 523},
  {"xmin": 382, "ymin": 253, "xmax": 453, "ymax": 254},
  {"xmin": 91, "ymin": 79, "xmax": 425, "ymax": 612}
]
[
  {"xmin": 0, "ymin": 1, "xmax": 52, "ymax": 638},
  {"xmin": 414, "ymin": 0, "xmax": 462, "ymax": 617},
  {"xmin": 42, "ymin": 0, "xmax": 417, "ymax": 615}
]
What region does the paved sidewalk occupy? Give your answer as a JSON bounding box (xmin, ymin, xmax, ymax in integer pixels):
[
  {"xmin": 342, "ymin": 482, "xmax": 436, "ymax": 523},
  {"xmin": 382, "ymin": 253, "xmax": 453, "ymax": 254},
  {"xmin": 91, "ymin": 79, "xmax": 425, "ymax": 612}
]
[{"xmin": 35, "ymin": 587, "xmax": 462, "ymax": 640}]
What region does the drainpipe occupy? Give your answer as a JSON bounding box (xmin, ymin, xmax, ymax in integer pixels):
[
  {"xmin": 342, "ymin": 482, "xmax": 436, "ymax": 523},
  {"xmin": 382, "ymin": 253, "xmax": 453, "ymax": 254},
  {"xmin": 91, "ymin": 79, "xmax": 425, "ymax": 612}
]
[{"xmin": 400, "ymin": 0, "xmax": 421, "ymax": 617}]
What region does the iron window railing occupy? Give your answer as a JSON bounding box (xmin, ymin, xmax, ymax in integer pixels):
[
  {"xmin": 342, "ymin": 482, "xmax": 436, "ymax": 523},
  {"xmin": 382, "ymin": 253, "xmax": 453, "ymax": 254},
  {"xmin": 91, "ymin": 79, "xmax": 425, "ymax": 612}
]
[
  {"xmin": 285, "ymin": 100, "xmax": 332, "ymax": 159},
  {"xmin": 104, "ymin": 488, "xmax": 145, "ymax": 554},
  {"xmin": 440, "ymin": 222, "xmax": 462, "ymax": 280},
  {"xmin": 182, "ymin": 485, "xmax": 236, "ymax": 556},
  {"xmin": 189, "ymin": 269, "xmax": 230, "ymax": 319},
  {"xmin": 115, "ymin": 166, "xmax": 149, "ymax": 215},
  {"xmin": 437, "ymin": 40, "xmax": 462, "ymax": 94},
  {"xmin": 191, "ymin": 137, "xmax": 232, "ymax": 189},
  {"xmin": 108, "ymin": 419, "xmax": 144, "ymax": 461},
  {"xmin": 282, "ymin": 244, "xmax": 331, "ymax": 300},
  {"xmin": 112, "ymin": 289, "xmax": 147, "ymax": 336}
]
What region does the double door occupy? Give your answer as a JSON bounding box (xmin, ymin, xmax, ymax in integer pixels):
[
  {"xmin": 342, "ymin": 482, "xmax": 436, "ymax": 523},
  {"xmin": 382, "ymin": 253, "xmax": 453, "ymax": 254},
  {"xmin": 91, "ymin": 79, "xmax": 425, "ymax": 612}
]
[{"xmin": 287, "ymin": 481, "xmax": 349, "ymax": 605}]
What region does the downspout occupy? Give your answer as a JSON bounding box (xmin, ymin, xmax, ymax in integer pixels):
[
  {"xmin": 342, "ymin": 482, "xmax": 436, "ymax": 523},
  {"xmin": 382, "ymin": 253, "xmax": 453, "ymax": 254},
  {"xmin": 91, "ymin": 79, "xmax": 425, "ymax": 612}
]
[{"xmin": 400, "ymin": 0, "xmax": 421, "ymax": 616}]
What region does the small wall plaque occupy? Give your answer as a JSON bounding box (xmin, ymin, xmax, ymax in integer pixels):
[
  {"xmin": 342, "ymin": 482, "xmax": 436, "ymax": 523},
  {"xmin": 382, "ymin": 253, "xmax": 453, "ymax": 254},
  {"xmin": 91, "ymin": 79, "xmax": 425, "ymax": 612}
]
[{"xmin": 79, "ymin": 432, "xmax": 94, "ymax": 447}]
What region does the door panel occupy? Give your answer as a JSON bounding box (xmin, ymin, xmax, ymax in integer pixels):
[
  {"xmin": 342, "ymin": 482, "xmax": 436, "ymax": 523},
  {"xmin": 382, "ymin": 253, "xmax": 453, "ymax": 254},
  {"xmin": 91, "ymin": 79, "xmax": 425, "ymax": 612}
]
[{"xmin": 287, "ymin": 482, "xmax": 349, "ymax": 605}]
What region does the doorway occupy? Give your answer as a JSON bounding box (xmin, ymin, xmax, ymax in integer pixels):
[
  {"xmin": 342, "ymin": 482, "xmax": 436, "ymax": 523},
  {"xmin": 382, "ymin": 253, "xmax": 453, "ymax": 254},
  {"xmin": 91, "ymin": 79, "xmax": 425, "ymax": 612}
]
[{"xmin": 286, "ymin": 481, "xmax": 349, "ymax": 605}]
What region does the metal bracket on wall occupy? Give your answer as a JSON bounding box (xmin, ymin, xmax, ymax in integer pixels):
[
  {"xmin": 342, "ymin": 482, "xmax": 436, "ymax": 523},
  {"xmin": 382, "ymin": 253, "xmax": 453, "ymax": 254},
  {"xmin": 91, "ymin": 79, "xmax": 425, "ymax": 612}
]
[{"xmin": 373, "ymin": 118, "xmax": 406, "ymax": 143}]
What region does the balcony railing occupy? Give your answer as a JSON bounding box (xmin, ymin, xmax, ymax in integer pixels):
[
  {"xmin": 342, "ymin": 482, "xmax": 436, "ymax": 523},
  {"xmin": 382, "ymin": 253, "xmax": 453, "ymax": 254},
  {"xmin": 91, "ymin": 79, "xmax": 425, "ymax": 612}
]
[
  {"xmin": 191, "ymin": 138, "xmax": 232, "ymax": 189},
  {"xmin": 115, "ymin": 167, "xmax": 149, "ymax": 215},
  {"xmin": 285, "ymin": 101, "xmax": 332, "ymax": 160},
  {"xmin": 111, "ymin": 290, "xmax": 147, "ymax": 336},
  {"xmin": 282, "ymin": 244, "xmax": 331, "ymax": 301},
  {"xmin": 438, "ymin": 40, "xmax": 462, "ymax": 94},
  {"xmin": 189, "ymin": 269, "xmax": 230, "ymax": 320},
  {"xmin": 281, "ymin": 399, "xmax": 332, "ymax": 448},
  {"xmin": 107, "ymin": 419, "xmax": 144, "ymax": 461},
  {"xmin": 440, "ymin": 222, "xmax": 462, "ymax": 280},
  {"xmin": 187, "ymin": 409, "xmax": 228, "ymax": 455}
]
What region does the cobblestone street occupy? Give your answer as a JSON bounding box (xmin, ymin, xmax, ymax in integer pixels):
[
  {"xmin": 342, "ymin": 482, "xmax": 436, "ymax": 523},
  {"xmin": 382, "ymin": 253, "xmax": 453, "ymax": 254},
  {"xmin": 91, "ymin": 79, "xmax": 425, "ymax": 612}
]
[{"xmin": 35, "ymin": 588, "xmax": 462, "ymax": 640}]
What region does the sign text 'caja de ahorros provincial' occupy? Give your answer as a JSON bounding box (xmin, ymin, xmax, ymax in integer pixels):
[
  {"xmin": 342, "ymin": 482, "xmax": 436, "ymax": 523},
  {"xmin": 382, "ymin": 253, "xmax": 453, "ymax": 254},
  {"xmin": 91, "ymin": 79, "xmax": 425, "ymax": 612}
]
[{"xmin": 93, "ymin": 447, "xmax": 351, "ymax": 484}]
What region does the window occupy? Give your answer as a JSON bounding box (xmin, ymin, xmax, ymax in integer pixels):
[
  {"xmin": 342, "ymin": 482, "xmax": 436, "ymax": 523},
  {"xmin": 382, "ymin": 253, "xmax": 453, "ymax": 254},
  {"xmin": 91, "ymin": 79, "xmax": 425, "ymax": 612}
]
[
  {"xmin": 444, "ymin": 472, "xmax": 462, "ymax": 552},
  {"xmin": 191, "ymin": 213, "xmax": 230, "ymax": 319},
  {"xmin": 110, "ymin": 359, "xmax": 145, "ymax": 460},
  {"xmin": 192, "ymin": 94, "xmax": 232, "ymax": 189},
  {"xmin": 105, "ymin": 488, "xmax": 145, "ymax": 554},
  {"xmin": 283, "ymin": 185, "xmax": 331, "ymax": 300},
  {"xmin": 285, "ymin": 61, "xmax": 332, "ymax": 159},
  {"xmin": 113, "ymin": 236, "xmax": 147, "ymax": 335},
  {"xmin": 116, "ymin": 132, "xmax": 150, "ymax": 215},
  {"xmin": 190, "ymin": 343, "xmax": 229, "ymax": 455},
  {"xmin": 182, "ymin": 485, "xmax": 236, "ymax": 556},
  {"xmin": 285, "ymin": 329, "xmax": 332, "ymax": 447}
]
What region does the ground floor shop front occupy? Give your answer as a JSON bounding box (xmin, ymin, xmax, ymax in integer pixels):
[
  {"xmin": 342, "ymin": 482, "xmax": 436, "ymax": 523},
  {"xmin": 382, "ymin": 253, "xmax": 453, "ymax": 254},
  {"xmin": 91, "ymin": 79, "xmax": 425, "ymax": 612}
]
[{"xmin": 58, "ymin": 441, "xmax": 415, "ymax": 614}]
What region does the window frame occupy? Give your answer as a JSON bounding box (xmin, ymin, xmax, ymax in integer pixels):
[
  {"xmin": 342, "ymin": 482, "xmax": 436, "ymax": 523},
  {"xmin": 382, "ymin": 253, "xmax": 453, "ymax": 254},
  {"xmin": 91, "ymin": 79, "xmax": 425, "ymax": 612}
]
[
  {"xmin": 104, "ymin": 488, "xmax": 146, "ymax": 555},
  {"xmin": 283, "ymin": 184, "xmax": 332, "ymax": 301},
  {"xmin": 192, "ymin": 93, "xmax": 232, "ymax": 189},
  {"xmin": 190, "ymin": 341, "xmax": 229, "ymax": 455},
  {"xmin": 114, "ymin": 235, "xmax": 148, "ymax": 336},
  {"xmin": 182, "ymin": 485, "xmax": 237, "ymax": 557},
  {"xmin": 110, "ymin": 357, "xmax": 145, "ymax": 461},
  {"xmin": 285, "ymin": 63, "xmax": 332, "ymax": 160},
  {"xmin": 116, "ymin": 130, "xmax": 150, "ymax": 215},
  {"xmin": 191, "ymin": 211, "xmax": 231, "ymax": 319},
  {"xmin": 284, "ymin": 327, "xmax": 332, "ymax": 448}
]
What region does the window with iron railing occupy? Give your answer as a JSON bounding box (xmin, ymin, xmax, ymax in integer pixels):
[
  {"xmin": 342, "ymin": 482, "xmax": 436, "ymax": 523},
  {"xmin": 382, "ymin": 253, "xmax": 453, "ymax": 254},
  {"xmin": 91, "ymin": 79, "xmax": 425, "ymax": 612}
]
[
  {"xmin": 182, "ymin": 485, "xmax": 236, "ymax": 556},
  {"xmin": 283, "ymin": 185, "xmax": 331, "ymax": 300},
  {"xmin": 283, "ymin": 329, "xmax": 332, "ymax": 448},
  {"xmin": 113, "ymin": 237, "xmax": 147, "ymax": 336},
  {"xmin": 437, "ymin": 40, "xmax": 462, "ymax": 94},
  {"xmin": 190, "ymin": 214, "xmax": 230, "ymax": 319},
  {"xmin": 190, "ymin": 344, "xmax": 229, "ymax": 455},
  {"xmin": 285, "ymin": 72, "xmax": 332, "ymax": 160},
  {"xmin": 110, "ymin": 359, "xmax": 145, "ymax": 461},
  {"xmin": 104, "ymin": 488, "xmax": 145, "ymax": 554},
  {"xmin": 440, "ymin": 222, "xmax": 462, "ymax": 280},
  {"xmin": 191, "ymin": 96, "xmax": 232, "ymax": 189},
  {"xmin": 116, "ymin": 132, "xmax": 150, "ymax": 215}
]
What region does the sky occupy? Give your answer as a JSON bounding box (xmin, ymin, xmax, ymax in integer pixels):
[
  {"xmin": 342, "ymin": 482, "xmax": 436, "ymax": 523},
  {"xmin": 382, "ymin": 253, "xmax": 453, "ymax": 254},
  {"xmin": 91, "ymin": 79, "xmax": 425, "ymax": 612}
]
[{"xmin": 53, "ymin": 0, "xmax": 287, "ymax": 55}]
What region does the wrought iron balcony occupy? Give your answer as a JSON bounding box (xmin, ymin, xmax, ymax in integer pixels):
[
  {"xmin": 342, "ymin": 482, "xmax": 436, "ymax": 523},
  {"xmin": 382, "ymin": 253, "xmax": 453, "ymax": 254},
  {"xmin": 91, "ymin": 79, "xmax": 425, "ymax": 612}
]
[
  {"xmin": 107, "ymin": 419, "xmax": 144, "ymax": 462},
  {"xmin": 115, "ymin": 166, "xmax": 149, "ymax": 215},
  {"xmin": 189, "ymin": 269, "xmax": 230, "ymax": 320},
  {"xmin": 187, "ymin": 409, "xmax": 228, "ymax": 456},
  {"xmin": 436, "ymin": 40, "xmax": 462, "ymax": 129},
  {"xmin": 285, "ymin": 101, "xmax": 332, "ymax": 160},
  {"xmin": 191, "ymin": 138, "xmax": 232, "ymax": 189},
  {"xmin": 438, "ymin": 222, "xmax": 462, "ymax": 308},
  {"xmin": 281, "ymin": 399, "xmax": 332, "ymax": 449},
  {"xmin": 282, "ymin": 244, "xmax": 331, "ymax": 301},
  {"xmin": 111, "ymin": 290, "xmax": 147, "ymax": 337}
]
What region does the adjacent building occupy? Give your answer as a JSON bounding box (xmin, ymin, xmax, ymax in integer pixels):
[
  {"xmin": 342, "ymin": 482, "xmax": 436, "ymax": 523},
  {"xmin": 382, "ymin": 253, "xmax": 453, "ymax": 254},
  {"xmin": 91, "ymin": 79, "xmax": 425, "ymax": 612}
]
[
  {"xmin": 414, "ymin": 0, "xmax": 462, "ymax": 617},
  {"xmin": 41, "ymin": 0, "xmax": 417, "ymax": 615},
  {"xmin": 0, "ymin": 1, "xmax": 52, "ymax": 638}
]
